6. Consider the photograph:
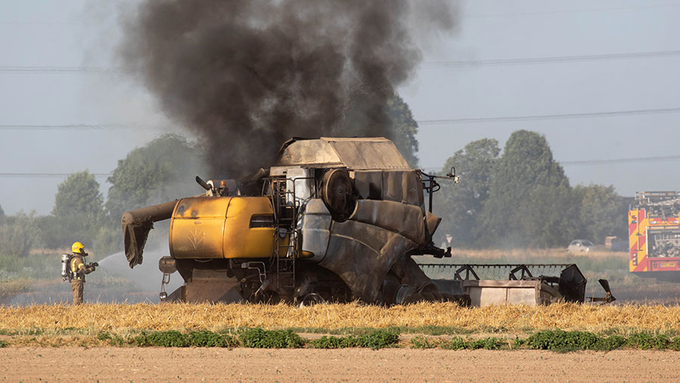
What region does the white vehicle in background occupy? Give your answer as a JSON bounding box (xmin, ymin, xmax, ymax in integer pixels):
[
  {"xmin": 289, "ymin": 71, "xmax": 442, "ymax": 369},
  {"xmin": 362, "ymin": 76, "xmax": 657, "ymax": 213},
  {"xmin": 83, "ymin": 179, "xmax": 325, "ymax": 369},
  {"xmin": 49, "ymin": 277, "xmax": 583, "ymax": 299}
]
[{"xmin": 567, "ymin": 239, "xmax": 595, "ymax": 254}]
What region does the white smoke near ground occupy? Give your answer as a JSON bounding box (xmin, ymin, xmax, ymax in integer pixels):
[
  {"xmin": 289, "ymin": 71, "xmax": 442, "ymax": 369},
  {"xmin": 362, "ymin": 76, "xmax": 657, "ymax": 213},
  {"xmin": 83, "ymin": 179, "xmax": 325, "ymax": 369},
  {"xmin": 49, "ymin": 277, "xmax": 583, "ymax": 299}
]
[
  {"xmin": 7, "ymin": 247, "xmax": 182, "ymax": 306},
  {"xmin": 97, "ymin": 247, "xmax": 183, "ymax": 294}
]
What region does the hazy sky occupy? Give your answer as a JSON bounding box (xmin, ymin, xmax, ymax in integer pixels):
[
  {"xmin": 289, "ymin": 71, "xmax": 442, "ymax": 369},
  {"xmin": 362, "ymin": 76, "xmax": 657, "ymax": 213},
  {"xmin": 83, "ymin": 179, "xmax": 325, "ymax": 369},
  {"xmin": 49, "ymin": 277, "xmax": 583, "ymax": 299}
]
[{"xmin": 1, "ymin": 0, "xmax": 679, "ymax": 215}]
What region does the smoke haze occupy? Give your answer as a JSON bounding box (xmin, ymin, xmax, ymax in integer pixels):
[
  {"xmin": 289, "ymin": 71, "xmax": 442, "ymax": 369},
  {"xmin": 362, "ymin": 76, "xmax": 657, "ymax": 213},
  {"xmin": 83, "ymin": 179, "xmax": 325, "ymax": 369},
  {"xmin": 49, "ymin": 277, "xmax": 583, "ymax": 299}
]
[
  {"xmin": 119, "ymin": 0, "xmax": 456, "ymax": 178},
  {"xmin": 6, "ymin": 248, "xmax": 182, "ymax": 306}
]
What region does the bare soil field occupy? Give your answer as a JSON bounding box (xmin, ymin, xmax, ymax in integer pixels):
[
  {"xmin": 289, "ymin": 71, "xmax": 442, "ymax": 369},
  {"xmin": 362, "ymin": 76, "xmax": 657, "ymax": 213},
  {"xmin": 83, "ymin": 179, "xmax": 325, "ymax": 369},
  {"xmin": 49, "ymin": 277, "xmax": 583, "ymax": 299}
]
[{"xmin": 2, "ymin": 347, "xmax": 679, "ymax": 382}]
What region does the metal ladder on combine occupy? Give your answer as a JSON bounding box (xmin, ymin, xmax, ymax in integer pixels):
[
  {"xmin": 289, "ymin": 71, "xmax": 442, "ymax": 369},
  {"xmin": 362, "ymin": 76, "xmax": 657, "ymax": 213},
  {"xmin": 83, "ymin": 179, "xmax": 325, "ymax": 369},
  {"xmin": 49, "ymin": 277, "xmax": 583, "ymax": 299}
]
[{"xmin": 270, "ymin": 178, "xmax": 299, "ymax": 297}]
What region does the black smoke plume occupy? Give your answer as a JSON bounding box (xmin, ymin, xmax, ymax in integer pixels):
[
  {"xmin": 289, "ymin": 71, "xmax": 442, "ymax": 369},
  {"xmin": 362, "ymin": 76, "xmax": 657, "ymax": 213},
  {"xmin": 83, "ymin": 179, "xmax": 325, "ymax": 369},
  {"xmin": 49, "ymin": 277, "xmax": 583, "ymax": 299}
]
[{"xmin": 119, "ymin": 0, "xmax": 455, "ymax": 178}]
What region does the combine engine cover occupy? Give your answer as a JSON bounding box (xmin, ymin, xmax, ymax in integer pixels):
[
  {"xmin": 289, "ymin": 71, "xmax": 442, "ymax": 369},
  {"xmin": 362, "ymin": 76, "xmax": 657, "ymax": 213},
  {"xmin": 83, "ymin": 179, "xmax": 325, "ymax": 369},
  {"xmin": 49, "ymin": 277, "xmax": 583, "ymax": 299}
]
[
  {"xmin": 629, "ymin": 191, "xmax": 680, "ymax": 281},
  {"xmin": 169, "ymin": 197, "xmax": 277, "ymax": 260}
]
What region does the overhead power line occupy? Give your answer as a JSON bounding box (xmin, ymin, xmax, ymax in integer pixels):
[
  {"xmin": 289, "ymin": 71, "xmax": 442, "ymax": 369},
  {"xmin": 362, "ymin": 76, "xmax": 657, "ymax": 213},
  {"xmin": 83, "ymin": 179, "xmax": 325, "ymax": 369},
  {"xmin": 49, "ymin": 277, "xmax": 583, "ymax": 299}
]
[
  {"xmin": 0, "ymin": 21, "xmax": 95, "ymax": 25},
  {"xmin": 561, "ymin": 155, "xmax": 680, "ymax": 166},
  {"xmin": 423, "ymin": 50, "xmax": 680, "ymax": 67},
  {"xmin": 0, "ymin": 66, "xmax": 119, "ymax": 73},
  {"xmin": 467, "ymin": 3, "xmax": 680, "ymax": 18},
  {"xmin": 3, "ymin": 107, "xmax": 679, "ymax": 132},
  {"xmin": 3, "ymin": 49, "xmax": 680, "ymax": 74},
  {"xmin": 0, "ymin": 172, "xmax": 112, "ymax": 178},
  {"xmin": 0, "ymin": 123, "xmax": 137, "ymax": 130},
  {"xmin": 423, "ymin": 154, "xmax": 680, "ymax": 171},
  {"xmin": 417, "ymin": 107, "xmax": 680, "ymax": 125},
  {"xmin": 8, "ymin": 155, "xmax": 679, "ymax": 177}
]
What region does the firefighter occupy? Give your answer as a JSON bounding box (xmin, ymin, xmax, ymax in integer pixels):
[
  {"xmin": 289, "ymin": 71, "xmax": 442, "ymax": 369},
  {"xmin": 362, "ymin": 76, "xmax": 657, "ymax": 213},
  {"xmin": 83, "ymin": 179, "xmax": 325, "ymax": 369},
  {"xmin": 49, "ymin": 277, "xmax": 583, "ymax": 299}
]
[{"xmin": 69, "ymin": 242, "xmax": 97, "ymax": 305}]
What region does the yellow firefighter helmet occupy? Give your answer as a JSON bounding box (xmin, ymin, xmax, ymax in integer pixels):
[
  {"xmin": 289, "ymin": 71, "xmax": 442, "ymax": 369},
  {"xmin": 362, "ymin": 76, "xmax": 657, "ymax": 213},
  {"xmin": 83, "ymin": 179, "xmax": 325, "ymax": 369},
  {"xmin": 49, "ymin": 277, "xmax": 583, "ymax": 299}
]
[{"xmin": 72, "ymin": 242, "xmax": 87, "ymax": 255}]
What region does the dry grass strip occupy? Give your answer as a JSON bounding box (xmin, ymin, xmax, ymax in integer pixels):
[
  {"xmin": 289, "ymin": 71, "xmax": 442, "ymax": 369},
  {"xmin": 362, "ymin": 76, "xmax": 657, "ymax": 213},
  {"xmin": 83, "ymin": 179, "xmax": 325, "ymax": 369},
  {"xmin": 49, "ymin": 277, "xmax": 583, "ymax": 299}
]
[{"xmin": 1, "ymin": 302, "xmax": 679, "ymax": 333}]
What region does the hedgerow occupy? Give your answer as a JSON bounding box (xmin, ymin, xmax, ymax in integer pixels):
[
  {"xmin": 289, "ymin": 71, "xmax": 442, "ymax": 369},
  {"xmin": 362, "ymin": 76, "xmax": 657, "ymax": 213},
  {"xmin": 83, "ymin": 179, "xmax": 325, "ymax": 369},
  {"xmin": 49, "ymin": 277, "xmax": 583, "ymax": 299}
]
[
  {"xmin": 97, "ymin": 330, "xmax": 239, "ymax": 348},
  {"xmin": 521, "ymin": 330, "xmax": 672, "ymax": 352},
  {"xmin": 411, "ymin": 336, "xmax": 502, "ymax": 350},
  {"xmin": 12, "ymin": 328, "xmax": 680, "ymax": 351},
  {"xmin": 238, "ymin": 328, "xmax": 305, "ymax": 349},
  {"xmin": 310, "ymin": 330, "xmax": 399, "ymax": 350}
]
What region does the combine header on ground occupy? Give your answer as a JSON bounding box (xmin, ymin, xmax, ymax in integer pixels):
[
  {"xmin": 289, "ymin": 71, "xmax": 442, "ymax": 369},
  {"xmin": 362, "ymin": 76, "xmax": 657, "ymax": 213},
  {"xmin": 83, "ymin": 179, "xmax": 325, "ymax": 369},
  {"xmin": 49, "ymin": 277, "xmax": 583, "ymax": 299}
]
[
  {"xmin": 629, "ymin": 191, "xmax": 680, "ymax": 281},
  {"xmin": 418, "ymin": 263, "xmax": 595, "ymax": 306}
]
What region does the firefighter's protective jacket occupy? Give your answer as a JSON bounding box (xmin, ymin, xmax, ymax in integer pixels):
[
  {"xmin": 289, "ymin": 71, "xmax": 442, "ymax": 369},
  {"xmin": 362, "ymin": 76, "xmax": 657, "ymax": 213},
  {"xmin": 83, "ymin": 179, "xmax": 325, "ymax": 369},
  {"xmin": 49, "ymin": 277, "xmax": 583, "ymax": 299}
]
[{"xmin": 70, "ymin": 255, "xmax": 94, "ymax": 281}]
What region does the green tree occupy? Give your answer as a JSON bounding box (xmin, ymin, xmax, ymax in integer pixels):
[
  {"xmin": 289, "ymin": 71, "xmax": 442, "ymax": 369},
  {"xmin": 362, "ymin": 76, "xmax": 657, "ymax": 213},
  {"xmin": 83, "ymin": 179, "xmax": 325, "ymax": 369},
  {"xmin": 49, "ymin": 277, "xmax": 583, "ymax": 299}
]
[
  {"xmin": 96, "ymin": 134, "xmax": 207, "ymax": 256},
  {"xmin": 40, "ymin": 171, "xmax": 105, "ymax": 250},
  {"xmin": 435, "ymin": 138, "xmax": 500, "ymax": 247},
  {"xmin": 573, "ymin": 184, "xmax": 624, "ymax": 244},
  {"xmin": 387, "ymin": 94, "xmax": 419, "ymax": 168},
  {"xmin": 0, "ymin": 211, "xmax": 40, "ymax": 257},
  {"xmin": 105, "ymin": 134, "xmax": 207, "ymax": 221},
  {"xmin": 52, "ymin": 171, "xmax": 104, "ymax": 221},
  {"xmin": 516, "ymin": 183, "xmax": 578, "ymax": 248},
  {"xmin": 478, "ymin": 130, "xmax": 576, "ymax": 248}
]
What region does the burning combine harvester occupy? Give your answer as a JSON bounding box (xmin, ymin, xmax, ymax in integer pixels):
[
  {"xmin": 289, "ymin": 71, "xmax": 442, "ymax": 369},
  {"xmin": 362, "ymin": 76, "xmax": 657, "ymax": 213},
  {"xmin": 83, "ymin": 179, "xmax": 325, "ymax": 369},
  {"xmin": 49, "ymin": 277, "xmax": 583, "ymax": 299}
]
[{"xmin": 122, "ymin": 137, "xmax": 607, "ymax": 306}]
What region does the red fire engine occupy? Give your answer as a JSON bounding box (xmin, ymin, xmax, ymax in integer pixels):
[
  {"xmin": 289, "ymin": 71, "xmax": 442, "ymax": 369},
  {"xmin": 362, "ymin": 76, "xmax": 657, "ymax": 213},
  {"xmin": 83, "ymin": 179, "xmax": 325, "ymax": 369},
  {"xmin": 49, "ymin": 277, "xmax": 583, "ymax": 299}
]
[{"xmin": 629, "ymin": 191, "xmax": 680, "ymax": 281}]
